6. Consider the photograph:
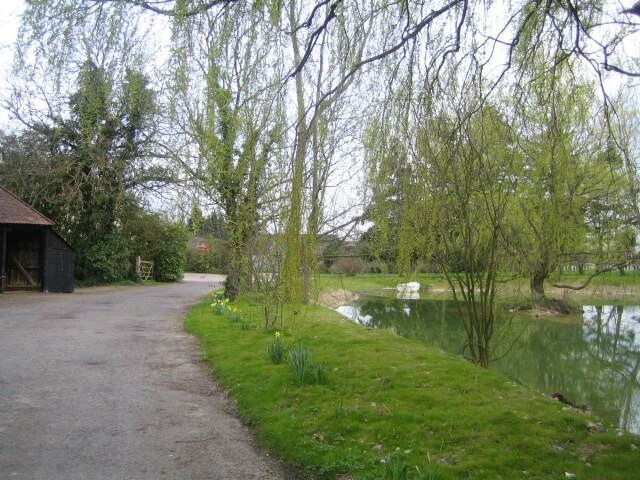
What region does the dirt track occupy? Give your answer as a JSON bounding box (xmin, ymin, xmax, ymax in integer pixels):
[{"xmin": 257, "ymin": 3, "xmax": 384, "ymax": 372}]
[{"xmin": 0, "ymin": 274, "xmax": 294, "ymax": 479}]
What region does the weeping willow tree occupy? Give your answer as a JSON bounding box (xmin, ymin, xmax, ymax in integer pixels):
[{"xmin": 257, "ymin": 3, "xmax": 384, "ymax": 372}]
[
  {"xmin": 364, "ymin": 126, "xmax": 427, "ymax": 275},
  {"xmin": 10, "ymin": 0, "xmax": 639, "ymax": 306},
  {"xmin": 508, "ymin": 55, "xmax": 633, "ymax": 306},
  {"xmin": 281, "ymin": 0, "xmax": 371, "ymax": 305}
]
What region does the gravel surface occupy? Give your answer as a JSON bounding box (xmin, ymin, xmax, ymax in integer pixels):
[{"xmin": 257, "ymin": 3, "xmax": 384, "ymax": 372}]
[{"xmin": 0, "ymin": 274, "xmax": 296, "ymax": 479}]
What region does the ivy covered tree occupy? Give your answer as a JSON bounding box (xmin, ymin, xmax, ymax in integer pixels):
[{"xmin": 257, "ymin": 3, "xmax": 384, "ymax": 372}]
[
  {"xmin": 168, "ymin": 4, "xmax": 284, "ymax": 299},
  {"xmin": 1, "ymin": 60, "xmax": 166, "ymax": 283}
]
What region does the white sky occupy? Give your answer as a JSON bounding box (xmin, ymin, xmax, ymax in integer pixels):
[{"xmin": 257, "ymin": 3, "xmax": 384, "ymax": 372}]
[{"xmin": 0, "ymin": 0, "xmax": 23, "ymax": 129}]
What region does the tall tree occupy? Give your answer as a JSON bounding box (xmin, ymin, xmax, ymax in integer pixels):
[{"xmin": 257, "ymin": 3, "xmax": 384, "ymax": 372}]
[
  {"xmin": 11, "ymin": 0, "xmax": 639, "ymax": 300},
  {"xmin": 511, "ymin": 67, "xmax": 627, "ymax": 303},
  {"xmin": 2, "ymin": 61, "xmax": 158, "ymax": 282},
  {"xmin": 169, "ymin": 3, "xmax": 283, "ymax": 299}
]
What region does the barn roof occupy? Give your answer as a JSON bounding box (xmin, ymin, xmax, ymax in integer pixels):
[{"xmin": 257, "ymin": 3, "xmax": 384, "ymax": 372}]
[{"xmin": 0, "ymin": 185, "xmax": 53, "ymax": 226}]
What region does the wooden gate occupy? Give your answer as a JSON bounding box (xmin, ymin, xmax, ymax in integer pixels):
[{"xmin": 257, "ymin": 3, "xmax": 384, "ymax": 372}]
[{"xmin": 136, "ymin": 256, "xmax": 154, "ymax": 281}]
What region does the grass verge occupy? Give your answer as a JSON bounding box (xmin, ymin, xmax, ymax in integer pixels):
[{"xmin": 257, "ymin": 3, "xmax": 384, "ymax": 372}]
[{"xmin": 186, "ymin": 292, "xmax": 639, "ymax": 479}]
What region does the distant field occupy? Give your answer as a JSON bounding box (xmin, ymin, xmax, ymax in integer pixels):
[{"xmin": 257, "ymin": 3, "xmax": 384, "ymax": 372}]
[{"xmin": 313, "ymin": 272, "xmax": 640, "ymax": 306}]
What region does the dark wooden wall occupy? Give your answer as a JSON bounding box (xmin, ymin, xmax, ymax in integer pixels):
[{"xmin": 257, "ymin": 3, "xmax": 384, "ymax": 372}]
[{"xmin": 43, "ymin": 229, "xmax": 74, "ymax": 293}]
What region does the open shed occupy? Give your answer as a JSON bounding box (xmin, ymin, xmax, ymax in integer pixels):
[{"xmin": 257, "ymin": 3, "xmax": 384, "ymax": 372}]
[{"xmin": 0, "ymin": 185, "xmax": 74, "ymax": 293}]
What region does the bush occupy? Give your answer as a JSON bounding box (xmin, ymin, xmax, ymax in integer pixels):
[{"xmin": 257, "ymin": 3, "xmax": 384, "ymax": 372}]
[
  {"xmin": 185, "ymin": 237, "xmax": 229, "ymax": 273},
  {"xmin": 125, "ymin": 210, "xmax": 188, "ymax": 282},
  {"xmin": 330, "ymin": 257, "xmax": 369, "ymax": 276},
  {"xmin": 153, "ymin": 223, "xmax": 188, "ymax": 281},
  {"xmin": 186, "ymin": 249, "xmax": 211, "ymax": 273},
  {"xmin": 78, "ymin": 232, "xmax": 132, "ymax": 284}
]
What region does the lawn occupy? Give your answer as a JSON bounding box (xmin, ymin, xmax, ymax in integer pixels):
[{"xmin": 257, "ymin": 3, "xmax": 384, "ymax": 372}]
[
  {"xmin": 313, "ymin": 271, "xmax": 640, "ymax": 306},
  {"xmin": 185, "ymin": 288, "xmax": 640, "ymax": 479}
]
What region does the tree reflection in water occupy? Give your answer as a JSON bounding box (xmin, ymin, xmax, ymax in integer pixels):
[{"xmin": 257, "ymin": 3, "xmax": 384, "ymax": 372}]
[{"xmin": 336, "ymin": 298, "xmax": 640, "ymax": 434}]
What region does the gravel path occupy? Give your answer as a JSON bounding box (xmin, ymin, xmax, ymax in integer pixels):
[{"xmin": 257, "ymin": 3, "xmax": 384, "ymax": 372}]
[{"xmin": 0, "ymin": 274, "xmax": 294, "ymax": 479}]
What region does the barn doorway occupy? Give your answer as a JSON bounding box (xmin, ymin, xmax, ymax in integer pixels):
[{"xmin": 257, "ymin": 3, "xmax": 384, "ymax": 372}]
[{"xmin": 4, "ymin": 230, "xmax": 42, "ymax": 291}]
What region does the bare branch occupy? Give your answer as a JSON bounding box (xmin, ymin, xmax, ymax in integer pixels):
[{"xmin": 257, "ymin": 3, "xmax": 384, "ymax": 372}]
[
  {"xmin": 288, "ymin": 0, "xmax": 344, "ymax": 79},
  {"xmin": 602, "ymin": 62, "xmax": 640, "ymax": 77},
  {"xmin": 115, "ymin": 0, "xmax": 238, "ymax": 17}
]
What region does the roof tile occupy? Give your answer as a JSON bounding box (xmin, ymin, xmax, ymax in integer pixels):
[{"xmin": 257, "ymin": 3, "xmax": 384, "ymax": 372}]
[{"xmin": 0, "ymin": 185, "xmax": 53, "ymax": 226}]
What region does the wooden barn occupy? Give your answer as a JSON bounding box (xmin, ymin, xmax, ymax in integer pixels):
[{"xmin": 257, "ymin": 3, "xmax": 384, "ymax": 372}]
[{"xmin": 0, "ymin": 185, "xmax": 74, "ymax": 293}]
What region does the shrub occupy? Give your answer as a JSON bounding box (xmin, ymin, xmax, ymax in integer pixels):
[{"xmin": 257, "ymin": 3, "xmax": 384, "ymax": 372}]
[
  {"xmin": 78, "ymin": 232, "xmax": 132, "ymax": 284},
  {"xmin": 152, "ymin": 223, "xmax": 188, "ymax": 282},
  {"xmin": 330, "ymin": 257, "xmax": 369, "ymax": 276},
  {"xmin": 125, "ymin": 211, "xmax": 188, "ymax": 282}
]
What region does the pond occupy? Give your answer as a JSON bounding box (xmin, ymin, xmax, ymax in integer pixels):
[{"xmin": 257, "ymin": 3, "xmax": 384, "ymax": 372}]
[{"xmin": 336, "ymin": 297, "xmax": 640, "ymax": 435}]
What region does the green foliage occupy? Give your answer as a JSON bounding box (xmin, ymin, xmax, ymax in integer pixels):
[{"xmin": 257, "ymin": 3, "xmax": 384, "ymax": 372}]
[
  {"xmin": 416, "ymin": 100, "xmax": 520, "ymax": 367},
  {"xmin": 511, "ymin": 73, "xmax": 612, "ymax": 302},
  {"xmin": 268, "ymin": 332, "xmax": 285, "ymax": 364},
  {"xmin": 185, "ymin": 237, "xmax": 229, "ymax": 273},
  {"xmin": 416, "ymin": 469, "xmax": 447, "ymax": 480},
  {"xmin": 363, "ymin": 127, "xmax": 412, "ymax": 271},
  {"xmin": 210, "ymin": 293, "xmax": 229, "ymax": 315},
  {"xmin": 287, "ymin": 345, "xmax": 310, "ymax": 384},
  {"xmin": 310, "ymin": 363, "xmax": 329, "ymax": 385},
  {"xmin": 0, "ymin": 60, "xmax": 162, "ymax": 285},
  {"xmin": 384, "ymin": 455, "xmax": 408, "ymax": 480},
  {"xmin": 152, "ymin": 222, "xmax": 188, "ymax": 282},
  {"xmin": 125, "ymin": 210, "xmax": 188, "ymax": 283},
  {"xmin": 78, "ymin": 231, "xmax": 132, "ymax": 284}
]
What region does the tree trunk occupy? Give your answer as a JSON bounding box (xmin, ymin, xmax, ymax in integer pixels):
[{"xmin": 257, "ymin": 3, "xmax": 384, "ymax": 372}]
[
  {"xmin": 478, "ymin": 344, "xmax": 490, "ymax": 369},
  {"xmin": 225, "ymin": 238, "xmax": 243, "ymax": 300},
  {"xmin": 281, "ymin": 0, "xmax": 308, "ymax": 305},
  {"xmin": 530, "ymin": 270, "xmax": 547, "ymax": 304}
]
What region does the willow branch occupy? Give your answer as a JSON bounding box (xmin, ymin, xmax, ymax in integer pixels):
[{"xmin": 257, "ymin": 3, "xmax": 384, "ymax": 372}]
[
  {"xmin": 116, "ymin": 0, "xmax": 237, "ymax": 17},
  {"xmin": 552, "ymin": 262, "xmax": 633, "ymax": 290}
]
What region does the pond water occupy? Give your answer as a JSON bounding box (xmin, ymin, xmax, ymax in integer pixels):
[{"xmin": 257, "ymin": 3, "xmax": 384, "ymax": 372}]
[{"xmin": 336, "ymin": 297, "xmax": 640, "ymax": 435}]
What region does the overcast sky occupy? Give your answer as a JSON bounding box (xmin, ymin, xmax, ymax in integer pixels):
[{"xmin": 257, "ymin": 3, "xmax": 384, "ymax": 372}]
[{"xmin": 0, "ymin": 0, "xmax": 23, "ymax": 129}]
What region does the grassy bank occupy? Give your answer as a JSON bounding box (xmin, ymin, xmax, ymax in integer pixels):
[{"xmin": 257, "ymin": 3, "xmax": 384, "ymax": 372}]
[{"xmin": 185, "ymin": 292, "xmax": 639, "ymax": 479}]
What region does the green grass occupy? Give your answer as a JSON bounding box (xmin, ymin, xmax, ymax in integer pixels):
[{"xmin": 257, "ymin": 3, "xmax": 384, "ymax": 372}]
[
  {"xmin": 186, "ymin": 292, "xmax": 639, "ymax": 479},
  {"xmin": 314, "ymin": 273, "xmax": 414, "ymax": 293},
  {"xmin": 314, "ymin": 271, "xmax": 640, "ymax": 306}
]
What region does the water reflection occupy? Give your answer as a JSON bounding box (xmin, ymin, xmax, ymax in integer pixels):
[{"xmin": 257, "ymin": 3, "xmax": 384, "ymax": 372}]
[{"xmin": 337, "ymin": 298, "xmax": 640, "ymax": 435}]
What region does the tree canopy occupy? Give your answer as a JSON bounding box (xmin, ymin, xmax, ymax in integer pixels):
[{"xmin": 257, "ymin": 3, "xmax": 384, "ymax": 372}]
[{"xmin": 0, "ymin": 0, "xmax": 637, "ymax": 307}]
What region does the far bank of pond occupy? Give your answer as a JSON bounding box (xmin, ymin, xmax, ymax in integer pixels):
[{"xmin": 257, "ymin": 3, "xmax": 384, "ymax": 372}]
[{"xmin": 337, "ymin": 296, "xmax": 640, "ymax": 435}]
